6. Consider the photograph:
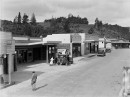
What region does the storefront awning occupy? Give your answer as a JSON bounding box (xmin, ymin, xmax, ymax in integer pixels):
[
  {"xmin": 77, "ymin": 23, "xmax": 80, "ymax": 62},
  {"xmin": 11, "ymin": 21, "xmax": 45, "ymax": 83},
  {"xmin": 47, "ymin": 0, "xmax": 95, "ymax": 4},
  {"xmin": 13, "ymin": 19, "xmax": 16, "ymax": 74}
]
[
  {"xmin": 43, "ymin": 41, "xmax": 62, "ymax": 45},
  {"xmin": 15, "ymin": 40, "xmax": 62, "ymax": 46},
  {"xmin": 15, "ymin": 40, "xmax": 43, "ymax": 46},
  {"xmin": 112, "ymin": 42, "xmax": 130, "ymax": 44},
  {"xmin": 83, "ymin": 39, "xmax": 98, "ymax": 43}
]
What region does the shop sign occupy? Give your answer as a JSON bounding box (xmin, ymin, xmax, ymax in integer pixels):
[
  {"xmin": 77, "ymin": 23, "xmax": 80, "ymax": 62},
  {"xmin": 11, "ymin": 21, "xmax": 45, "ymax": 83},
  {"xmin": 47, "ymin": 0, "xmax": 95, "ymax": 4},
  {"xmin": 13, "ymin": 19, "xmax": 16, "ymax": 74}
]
[
  {"xmin": 57, "ymin": 49, "xmax": 66, "ymax": 54},
  {"xmin": 7, "ymin": 40, "xmax": 12, "ymax": 45},
  {"xmin": 71, "ymin": 33, "xmax": 81, "ymax": 43},
  {"xmin": 0, "ymin": 41, "xmax": 7, "ymax": 54},
  {"xmin": 6, "ymin": 40, "xmax": 15, "ymax": 54},
  {"xmin": 57, "ymin": 44, "xmax": 70, "ymax": 50},
  {"xmin": 0, "ymin": 31, "xmax": 12, "ymax": 54}
]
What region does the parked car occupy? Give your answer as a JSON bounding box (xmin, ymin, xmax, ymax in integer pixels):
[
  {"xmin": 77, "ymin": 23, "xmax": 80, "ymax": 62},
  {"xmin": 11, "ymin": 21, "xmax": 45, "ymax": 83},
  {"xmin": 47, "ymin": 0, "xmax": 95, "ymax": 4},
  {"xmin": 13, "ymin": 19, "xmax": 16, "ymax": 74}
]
[
  {"xmin": 97, "ymin": 48, "xmax": 106, "ymax": 56},
  {"xmin": 97, "ymin": 38, "xmax": 106, "ymax": 56},
  {"xmin": 57, "ymin": 54, "xmax": 73, "ymax": 65},
  {"xmin": 106, "ymin": 42, "xmax": 112, "ymax": 53}
]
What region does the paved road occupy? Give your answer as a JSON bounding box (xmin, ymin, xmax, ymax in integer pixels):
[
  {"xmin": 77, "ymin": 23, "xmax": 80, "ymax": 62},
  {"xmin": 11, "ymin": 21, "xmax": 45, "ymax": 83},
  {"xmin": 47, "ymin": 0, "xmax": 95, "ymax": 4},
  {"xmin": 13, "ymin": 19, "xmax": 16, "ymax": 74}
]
[{"xmin": 1, "ymin": 49, "xmax": 130, "ymax": 97}]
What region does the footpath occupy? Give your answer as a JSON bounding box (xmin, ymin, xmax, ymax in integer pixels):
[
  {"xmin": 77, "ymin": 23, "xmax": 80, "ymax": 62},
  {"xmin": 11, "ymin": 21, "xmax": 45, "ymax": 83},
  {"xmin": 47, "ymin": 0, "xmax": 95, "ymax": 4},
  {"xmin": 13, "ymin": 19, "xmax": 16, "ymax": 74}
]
[{"xmin": 0, "ymin": 54, "xmax": 96, "ymax": 96}]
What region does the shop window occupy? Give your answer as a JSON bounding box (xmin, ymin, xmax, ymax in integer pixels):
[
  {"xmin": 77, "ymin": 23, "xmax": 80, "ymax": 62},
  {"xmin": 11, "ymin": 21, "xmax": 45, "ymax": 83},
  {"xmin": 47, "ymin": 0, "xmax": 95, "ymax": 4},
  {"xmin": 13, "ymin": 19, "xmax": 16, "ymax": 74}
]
[
  {"xmin": 28, "ymin": 52, "xmax": 32, "ymax": 57},
  {"xmin": 52, "ymin": 47, "xmax": 55, "ymax": 53},
  {"xmin": 78, "ymin": 47, "xmax": 80, "ymax": 51},
  {"xmin": 49, "ymin": 47, "xmax": 51, "ymax": 54}
]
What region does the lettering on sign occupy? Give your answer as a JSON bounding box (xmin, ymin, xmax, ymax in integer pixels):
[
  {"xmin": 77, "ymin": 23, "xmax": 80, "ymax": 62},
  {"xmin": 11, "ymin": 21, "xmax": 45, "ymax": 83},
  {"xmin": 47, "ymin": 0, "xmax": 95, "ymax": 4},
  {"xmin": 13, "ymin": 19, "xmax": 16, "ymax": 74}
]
[
  {"xmin": 57, "ymin": 44, "xmax": 70, "ymax": 50},
  {"xmin": 71, "ymin": 33, "xmax": 81, "ymax": 43},
  {"xmin": 6, "ymin": 40, "xmax": 15, "ymax": 54},
  {"xmin": 0, "ymin": 31, "xmax": 13, "ymax": 54},
  {"xmin": 7, "ymin": 40, "xmax": 12, "ymax": 45}
]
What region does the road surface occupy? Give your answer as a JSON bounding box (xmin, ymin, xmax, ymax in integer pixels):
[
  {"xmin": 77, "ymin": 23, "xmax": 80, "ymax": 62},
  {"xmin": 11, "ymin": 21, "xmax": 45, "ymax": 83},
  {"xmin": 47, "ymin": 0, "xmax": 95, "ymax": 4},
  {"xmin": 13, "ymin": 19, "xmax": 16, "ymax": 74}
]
[{"xmin": 1, "ymin": 49, "xmax": 130, "ymax": 97}]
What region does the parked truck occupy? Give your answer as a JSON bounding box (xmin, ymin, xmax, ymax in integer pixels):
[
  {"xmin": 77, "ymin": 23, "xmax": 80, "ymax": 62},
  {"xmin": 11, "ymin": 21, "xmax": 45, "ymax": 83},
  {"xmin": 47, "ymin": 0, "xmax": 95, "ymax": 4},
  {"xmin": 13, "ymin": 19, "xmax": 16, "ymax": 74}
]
[{"xmin": 97, "ymin": 38, "xmax": 106, "ymax": 56}]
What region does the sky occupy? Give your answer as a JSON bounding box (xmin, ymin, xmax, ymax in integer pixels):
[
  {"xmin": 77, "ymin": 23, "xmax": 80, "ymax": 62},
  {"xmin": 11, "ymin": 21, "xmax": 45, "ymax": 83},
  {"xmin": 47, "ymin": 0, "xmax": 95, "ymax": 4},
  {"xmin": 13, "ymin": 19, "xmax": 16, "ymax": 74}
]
[{"xmin": 0, "ymin": 0, "xmax": 130, "ymax": 27}]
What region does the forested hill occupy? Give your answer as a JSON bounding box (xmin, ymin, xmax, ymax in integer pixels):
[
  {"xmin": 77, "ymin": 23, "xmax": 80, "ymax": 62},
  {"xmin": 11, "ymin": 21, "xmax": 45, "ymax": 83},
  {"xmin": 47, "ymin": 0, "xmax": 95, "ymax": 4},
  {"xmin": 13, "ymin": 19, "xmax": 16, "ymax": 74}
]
[{"xmin": 0, "ymin": 13, "xmax": 130, "ymax": 40}]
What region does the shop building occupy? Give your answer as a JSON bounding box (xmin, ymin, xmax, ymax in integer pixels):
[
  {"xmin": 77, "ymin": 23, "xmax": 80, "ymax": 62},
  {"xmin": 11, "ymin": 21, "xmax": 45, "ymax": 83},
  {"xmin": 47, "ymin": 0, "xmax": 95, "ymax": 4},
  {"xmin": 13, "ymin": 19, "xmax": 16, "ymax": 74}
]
[
  {"xmin": 14, "ymin": 36, "xmax": 61, "ymax": 64},
  {"xmin": 83, "ymin": 35, "xmax": 99, "ymax": 54},
  {"xmin": 43, "ymin": 33, "xmax": 82, "ymax": 58},
  {"xmin": 111, "ymin": 39, "xmax": 130, "ymax": 48},
  {"xmin": 14, "ymin": 37, "xmax": 43, "ymax": 64}
]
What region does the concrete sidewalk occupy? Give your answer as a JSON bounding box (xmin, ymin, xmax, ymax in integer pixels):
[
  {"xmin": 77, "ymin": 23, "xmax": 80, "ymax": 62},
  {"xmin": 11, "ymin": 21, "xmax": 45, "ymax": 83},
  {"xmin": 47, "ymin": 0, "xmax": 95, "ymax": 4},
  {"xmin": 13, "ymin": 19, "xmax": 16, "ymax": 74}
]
[{"xmin": 0, "ymin": 53, "xmax": 96, "ymax": 90}]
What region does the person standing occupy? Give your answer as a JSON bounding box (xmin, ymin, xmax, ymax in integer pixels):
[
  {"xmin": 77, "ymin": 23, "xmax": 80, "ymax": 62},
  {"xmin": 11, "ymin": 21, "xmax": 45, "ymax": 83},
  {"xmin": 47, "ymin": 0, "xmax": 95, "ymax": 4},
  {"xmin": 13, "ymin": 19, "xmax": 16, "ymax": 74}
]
[
  {"xmin": 50, "ymin": 57, "xmax": 54, "ymax": 66},
  {"xmin": 31, "ymin": 71, "xmax": 37, "ymax": 91},
  {"xmin": 122, "ymin": 67, "xmax": 130, "ymax": 96}
]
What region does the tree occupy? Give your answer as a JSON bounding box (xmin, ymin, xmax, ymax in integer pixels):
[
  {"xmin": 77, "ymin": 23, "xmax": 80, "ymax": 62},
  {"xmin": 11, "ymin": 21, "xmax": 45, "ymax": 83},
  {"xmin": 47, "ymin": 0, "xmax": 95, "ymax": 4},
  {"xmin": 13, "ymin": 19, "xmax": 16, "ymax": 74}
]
[
  {"xmin": 82, "ymin": 17, "xmax": 89, "ymax": 24},
  {"xmin": 95, "ymin": 18, "xmax": 99, "ymax": 29},
  {"xmin": 68, "ymin": 13, "xmax": 73, "ymax": 18},
  {"xmin": 88, "ymin": 27, "xmax": 94, "ymax": 34},
  {"xmin": 64, "ymin": 20, "xmax": 70, "ymax": 33},
  {"xmin": 23, "ymin": 24, "xmax": 31, "ymax": 36},
  {"xmin": 94, "ymin": 18, "xmax": 103, "ymax": 30},
  {"xmin": 18, "ymin": 12, "xmax": 21, "ymax": 24},
  {"xmin": 13, "ymin": 16, "xmax": 18, "ymax": 24},
  {"xmin": 22, "ymin": 13, "xmax": 29, "ymax": 24},
  {"xmin": 30, "ymin": 13, "xmax": 36, "ymax": 25},
  {"xmin": 99, "ymin": 21, "xmax": 103, "ymax": 28}
]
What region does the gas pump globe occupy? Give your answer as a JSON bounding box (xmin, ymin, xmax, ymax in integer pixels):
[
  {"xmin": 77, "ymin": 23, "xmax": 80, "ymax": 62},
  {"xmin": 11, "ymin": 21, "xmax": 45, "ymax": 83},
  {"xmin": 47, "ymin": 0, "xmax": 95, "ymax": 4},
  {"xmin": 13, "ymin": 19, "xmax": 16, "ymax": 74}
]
[{"xmin": 3, "ymin": 54, "xmax": 6, "ymax": 58}]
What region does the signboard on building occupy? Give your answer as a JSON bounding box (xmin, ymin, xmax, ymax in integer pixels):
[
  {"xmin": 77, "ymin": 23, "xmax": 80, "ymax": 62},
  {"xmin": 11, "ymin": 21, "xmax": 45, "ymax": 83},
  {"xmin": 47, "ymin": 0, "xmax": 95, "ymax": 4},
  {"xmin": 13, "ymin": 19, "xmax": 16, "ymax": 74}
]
[
  {"xmin": 57, "ymin": 49, "xmax": 67, "ymax": 54},
  {"xmin": 0, "ymin": 31, "xmax": 14, "ymax": 55},
  {"xmin": 7, "ymin": 40, "xmax": 15, "ymax": 54},
  {"xmin": 57, "ymin": 43, "xmax": 70, "ymax": 50},
  {"xmin": 71, "ymin": 33, "xmax": 81, "ymax": 43},
  {"xmin": 0, "ymin": 40, "xmax": 7, "ymax": 54}
]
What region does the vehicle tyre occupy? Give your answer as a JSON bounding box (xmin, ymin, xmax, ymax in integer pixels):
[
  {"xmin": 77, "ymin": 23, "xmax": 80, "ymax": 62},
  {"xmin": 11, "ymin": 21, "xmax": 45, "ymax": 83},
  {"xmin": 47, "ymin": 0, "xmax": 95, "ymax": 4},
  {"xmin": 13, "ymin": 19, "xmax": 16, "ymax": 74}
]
[{"xmin": 104, "ymin": 52, "xmax": 106, "ymax": 56}]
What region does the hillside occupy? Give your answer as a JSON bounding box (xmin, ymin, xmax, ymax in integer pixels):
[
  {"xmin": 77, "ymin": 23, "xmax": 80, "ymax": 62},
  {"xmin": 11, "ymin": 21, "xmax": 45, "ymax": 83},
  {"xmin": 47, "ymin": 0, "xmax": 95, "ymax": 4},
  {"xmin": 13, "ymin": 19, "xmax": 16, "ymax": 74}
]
[
  {"xmin": 68, "ymin": 23, "xmax": 130, "ymax": 40},
  {"xmin": 0, "ymin": 18, "xmax": 130, "ymax": 40}
]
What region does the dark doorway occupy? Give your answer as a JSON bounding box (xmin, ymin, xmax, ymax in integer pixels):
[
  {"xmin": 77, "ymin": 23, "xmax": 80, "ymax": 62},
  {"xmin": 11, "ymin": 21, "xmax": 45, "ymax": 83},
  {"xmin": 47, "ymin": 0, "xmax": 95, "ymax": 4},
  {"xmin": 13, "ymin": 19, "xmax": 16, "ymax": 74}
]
[
  {"xmin": 41, "ymin": 45, "xmax": 46, "ymax": 60},
  {"xmin": 48, "ymin": 45, "xmax": 56, "ymax": 62},
  {"xmin": 72, "ymin": 43, "xmax": 81, "ymax": 57},
  {"xmin": 33, "ymin": 47, "xmax": 41, "ymax": 61}
]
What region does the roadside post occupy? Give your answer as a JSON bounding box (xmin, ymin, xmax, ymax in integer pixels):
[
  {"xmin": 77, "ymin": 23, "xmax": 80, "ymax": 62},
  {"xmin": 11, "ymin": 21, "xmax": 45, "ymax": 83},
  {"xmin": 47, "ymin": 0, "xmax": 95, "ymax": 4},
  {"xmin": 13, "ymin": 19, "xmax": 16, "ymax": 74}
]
[
  {"xmin": 7, "ymin": 39, "xmax": 15, "ymax": 85},
  {"xmin": 8, "ymin": 54, "xmax": 12, "ymax": 84}
]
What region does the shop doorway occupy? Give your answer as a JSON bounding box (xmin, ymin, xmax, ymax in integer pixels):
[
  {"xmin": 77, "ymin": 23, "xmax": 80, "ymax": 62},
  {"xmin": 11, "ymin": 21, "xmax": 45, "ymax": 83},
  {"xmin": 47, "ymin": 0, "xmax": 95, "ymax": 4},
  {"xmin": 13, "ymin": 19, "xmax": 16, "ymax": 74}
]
[
  {"xmin": 48, "ymin": 45, "xmax": 56, "ymax": 62},
  {"xmin": 72, "ymin": 43, "xmax": 81, "ymax": 57},
  {"xmin": 17, "ymin": 49, "xmax": 27, "ymax": 64},
  {"xmin": 41, "ymin": 45, "xmax": 46, "ymax": 60},
  {"xmin": 33, "ymin": 47, "xmax": 41, "ymax": 61}
]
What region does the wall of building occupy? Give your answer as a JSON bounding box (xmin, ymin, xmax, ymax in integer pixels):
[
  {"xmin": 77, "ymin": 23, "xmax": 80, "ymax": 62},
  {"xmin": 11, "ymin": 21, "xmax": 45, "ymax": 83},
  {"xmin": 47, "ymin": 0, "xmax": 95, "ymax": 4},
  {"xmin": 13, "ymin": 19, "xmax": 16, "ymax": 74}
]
[
  {"xmin": 0, "ymin": 31, "xmax": 16, "ymax": 83},
  {"xmin": 84, "ymin": 43, "xmax": 90, "ymax": 54},
  {"xmin": 79, "ymin": 33, "xmax": 85, "ymax": 55},
  {"xmin": 43, "ymin": 34, "xmax": 71, "ymax": 43},
  {"xmin": 43, "ymin": 33, "xmax": 82, "ymax": 57},
  {"xmin": 57, "ymin": 43, "xmax": 70, "ymax": 50}
]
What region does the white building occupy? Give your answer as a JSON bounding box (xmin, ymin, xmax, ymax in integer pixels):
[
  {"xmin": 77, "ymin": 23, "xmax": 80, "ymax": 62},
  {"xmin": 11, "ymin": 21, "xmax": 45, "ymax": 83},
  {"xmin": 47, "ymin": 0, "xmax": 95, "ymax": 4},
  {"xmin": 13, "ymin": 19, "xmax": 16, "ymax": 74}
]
[
  {"xmin": 0, "ymin": 31, "xmax": 16, "ymax": 84},
  {"xmin": 43, "ymin": 33, "xmax": 82, "ymax": 57}
]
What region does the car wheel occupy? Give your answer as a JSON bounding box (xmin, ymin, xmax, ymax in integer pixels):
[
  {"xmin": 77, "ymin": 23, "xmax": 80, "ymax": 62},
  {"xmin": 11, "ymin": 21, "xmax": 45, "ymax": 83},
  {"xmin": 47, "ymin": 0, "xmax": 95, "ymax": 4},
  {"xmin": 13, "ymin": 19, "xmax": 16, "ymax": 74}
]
[{"xmin": 104, "ymin": 53, "xmax": 106, "ymax": 56}]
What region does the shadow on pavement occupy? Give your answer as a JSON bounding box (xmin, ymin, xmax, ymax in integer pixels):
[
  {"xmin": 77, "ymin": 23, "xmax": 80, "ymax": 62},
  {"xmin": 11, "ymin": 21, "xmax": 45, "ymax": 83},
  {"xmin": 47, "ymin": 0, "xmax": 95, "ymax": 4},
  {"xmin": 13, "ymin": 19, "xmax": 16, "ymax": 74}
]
[
  {"xmin": 12, "ymin": 71, "xmax": 44, "ymax": 85},
  {"xmin": 88, "ymin": 54, "xmax": 96, "ymax": 58},
  {"xmin": 11, "ymin": 61, "xmax": 46, "ymax": 85},
  {"xmin": 36, "ymin": 84, "xmax": 48, "ymax": 91},
  {"xmin": 17, "ymin": 60, "xmax": 46, "ymax": 70},
  {"xmin": 79, "ymin": 54, "xmax": 96, "ymax": 61}
]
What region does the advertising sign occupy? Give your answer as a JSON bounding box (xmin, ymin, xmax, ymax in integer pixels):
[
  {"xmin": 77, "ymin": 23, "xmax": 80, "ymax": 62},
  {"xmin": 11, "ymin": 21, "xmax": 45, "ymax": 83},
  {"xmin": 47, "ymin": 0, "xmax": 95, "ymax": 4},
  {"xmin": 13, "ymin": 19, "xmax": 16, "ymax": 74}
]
[
  {"xmin": 0, "ymin": 31, "xmax": 14, "ymax": 54},
  {"xmin": 71, "ymin": 33, "xmax": 81, "ymax": 43},
  {"xmin": 57, "ymin": 49, "xmax": 66, "ymax": 54},
  {"xmin": 7, "ymin": 40, "xmax": 15, "ymax": 54}
]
